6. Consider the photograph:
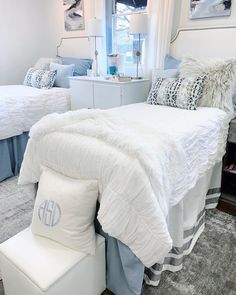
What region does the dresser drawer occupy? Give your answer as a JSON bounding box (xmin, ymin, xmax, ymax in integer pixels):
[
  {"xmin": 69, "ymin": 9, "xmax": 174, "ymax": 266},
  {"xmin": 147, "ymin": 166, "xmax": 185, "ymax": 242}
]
[
  {"xmin": 69, "ymin": 77, "xmax": 150, "ymax": 110},
  {"xmin": 94, "ymin": 83, "xmax": 121, "ymax": 109},
  {"xmin": 70, "ymin": 80, "xmax": 93, "ymax": 109}
]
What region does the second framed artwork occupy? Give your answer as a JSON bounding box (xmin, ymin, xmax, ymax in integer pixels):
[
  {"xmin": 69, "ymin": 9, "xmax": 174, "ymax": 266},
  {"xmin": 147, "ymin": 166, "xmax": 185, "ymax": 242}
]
[
  {"xmin": 63, "ymin": 0, "xmax": 85, "ymax": 31},
  {"xmin": 190, "ymin": 0, "xmax": 232, "ymax": 19}
]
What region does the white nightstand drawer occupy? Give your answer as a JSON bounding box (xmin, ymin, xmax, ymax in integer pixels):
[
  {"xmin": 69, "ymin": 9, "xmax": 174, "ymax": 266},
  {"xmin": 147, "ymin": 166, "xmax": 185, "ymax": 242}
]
[
  {"xmin": 94, "ymin": 84, "xmax": 121, "ymax": 109},
  {"xmin": 70, "ymin": 80, "xmax": 93, "ymax": 110},
  {"xmin": 69, "ymin": 76, "xmax": 150, "ymax": 110}
]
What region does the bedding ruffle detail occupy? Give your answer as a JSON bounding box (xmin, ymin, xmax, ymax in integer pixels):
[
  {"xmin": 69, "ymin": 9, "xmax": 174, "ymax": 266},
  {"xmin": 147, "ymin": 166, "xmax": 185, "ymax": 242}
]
[{"xmin": 0, "ymin": 85, "xmax": 70, "ymax": 140}]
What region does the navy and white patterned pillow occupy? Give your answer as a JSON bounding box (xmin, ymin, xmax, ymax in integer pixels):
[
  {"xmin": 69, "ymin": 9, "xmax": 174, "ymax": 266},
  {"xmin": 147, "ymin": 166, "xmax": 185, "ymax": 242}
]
[
  {"xmin": 147, "ymin": 75, "xmax": 207, "ymax": 110},
  {"xmin": 24, "ymin": 68, "xmax": 57, "ymax": 89}
]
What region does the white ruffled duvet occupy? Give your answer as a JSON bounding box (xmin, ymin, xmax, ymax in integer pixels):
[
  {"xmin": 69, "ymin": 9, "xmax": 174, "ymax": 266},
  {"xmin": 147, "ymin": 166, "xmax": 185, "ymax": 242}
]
[
  {"xmin": 19, "ymin": 103, "xmax": 230, "ymax": 267},
  {"xmin": 0, "ymin": 85, "xmax": 70, "ymax": 140}
]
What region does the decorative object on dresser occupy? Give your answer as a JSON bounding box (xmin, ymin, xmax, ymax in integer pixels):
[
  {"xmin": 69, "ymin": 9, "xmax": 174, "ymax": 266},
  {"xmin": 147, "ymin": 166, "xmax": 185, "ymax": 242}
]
[
  {"xmin": 220, "ymin": 117, "xmax": 236, "ymax": 216},
  {"xmin": 69, "ymin": 76, "xmax": 150, "ymax": 109},
  {"xmin": 88, "ymin": 18, "xmax": 104, "ymax": 77},
  {"xmin": 129, "ymin": 13, "xmax": 148, "ymax": 79}
]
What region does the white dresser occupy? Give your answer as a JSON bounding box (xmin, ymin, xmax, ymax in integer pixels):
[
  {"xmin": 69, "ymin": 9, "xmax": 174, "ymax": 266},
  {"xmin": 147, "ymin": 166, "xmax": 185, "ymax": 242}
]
[{"xmin": 69, "ymin": 76, "xmax": 150, "ymax": 110}]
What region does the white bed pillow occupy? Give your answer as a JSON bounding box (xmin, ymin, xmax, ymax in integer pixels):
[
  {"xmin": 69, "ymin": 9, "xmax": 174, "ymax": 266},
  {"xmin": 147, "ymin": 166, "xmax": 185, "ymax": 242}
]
[
  {"xmin": 34, "ymin": 57, "xmax": 62, "ymax": 70},
  {"xmin": 31, "ymin": 166, "xmax": 98, "ymax": 255},
  {"xmin": 179, "ymin": 57, "xmax": 236, "ymax": 113}
]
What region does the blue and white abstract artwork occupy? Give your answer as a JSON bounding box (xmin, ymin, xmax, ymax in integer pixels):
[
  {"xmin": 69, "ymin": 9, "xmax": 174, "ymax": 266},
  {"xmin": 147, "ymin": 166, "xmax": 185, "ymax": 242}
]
[
  {"xmin": 190, "ymin": 0, "xmax": 232, "ymax": 19},
  {"xmin": 63, "ymin": 0, "xmax": 85, "ymax": 31}
]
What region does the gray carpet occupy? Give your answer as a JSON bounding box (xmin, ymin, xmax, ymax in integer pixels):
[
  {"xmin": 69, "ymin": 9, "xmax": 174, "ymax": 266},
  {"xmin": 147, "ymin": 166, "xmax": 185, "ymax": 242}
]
[{"xmin": 0, "ymin": 177, "xmax": 235, "ymax": 295}]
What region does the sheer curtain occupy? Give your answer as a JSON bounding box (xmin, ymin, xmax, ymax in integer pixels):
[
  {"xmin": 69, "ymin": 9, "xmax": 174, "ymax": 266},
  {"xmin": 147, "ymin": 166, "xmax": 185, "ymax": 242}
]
[{"xmin": 145, "ymin": 0, "xmax": 175, "ymax": 77}]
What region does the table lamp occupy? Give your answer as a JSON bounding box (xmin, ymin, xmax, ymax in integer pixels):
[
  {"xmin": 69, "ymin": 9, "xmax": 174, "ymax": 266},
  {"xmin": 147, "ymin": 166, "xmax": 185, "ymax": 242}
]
[
  {"xmin": 88, "ymin": 18, "xmax": 104, "ymax": 76},
  {"xmin": 129, "ymin": 13, "xmax": 148, "ymax": 79}
]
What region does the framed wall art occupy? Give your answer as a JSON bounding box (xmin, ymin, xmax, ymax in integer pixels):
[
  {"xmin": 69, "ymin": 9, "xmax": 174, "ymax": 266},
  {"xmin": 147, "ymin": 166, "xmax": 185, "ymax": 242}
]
[
  {"xmin": 63, "ymin": 0, "xmax": 85, "ymax": 31},
  {"xmin": 190, "ymin": 0, "xmax": 232, "ymax": 19}
]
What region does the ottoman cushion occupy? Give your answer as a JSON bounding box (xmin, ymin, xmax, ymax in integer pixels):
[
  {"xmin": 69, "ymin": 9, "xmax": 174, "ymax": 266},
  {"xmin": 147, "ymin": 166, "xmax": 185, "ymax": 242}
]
[{"xmin": 0, "ymin": 228, "xmax": 105, "ymax": 292}]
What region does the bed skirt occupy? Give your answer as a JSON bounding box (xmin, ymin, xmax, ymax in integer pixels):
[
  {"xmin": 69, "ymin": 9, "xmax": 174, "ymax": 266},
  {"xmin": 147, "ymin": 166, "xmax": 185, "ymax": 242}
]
[
  {"xmin": 0, "ymin": 133, "xmax": 29, "ymax": 182},
  {"xmin": 96, "ymin": 161, "xmax": 222, "ymax": 295}
]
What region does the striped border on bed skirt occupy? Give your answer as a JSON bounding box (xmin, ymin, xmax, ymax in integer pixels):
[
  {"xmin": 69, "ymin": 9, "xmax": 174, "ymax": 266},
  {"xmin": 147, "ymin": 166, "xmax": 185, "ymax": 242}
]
[
  {"xmin": 144, "ymin": 188, "xmax": 220, "ymax": 287},
  {"xmin": 205, "ymin": 187, "xmax": 221, "ymax": 209}
]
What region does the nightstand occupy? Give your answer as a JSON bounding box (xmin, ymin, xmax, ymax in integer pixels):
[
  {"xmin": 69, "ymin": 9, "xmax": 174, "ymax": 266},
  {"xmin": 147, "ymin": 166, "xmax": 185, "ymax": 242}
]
[
  {"xmin": 69, "ymin": 76, "xmax": 150, "ymax": 110},
  {"xmin": 219, "ymin": 118, "xmax": 236, "ymax": 215}
]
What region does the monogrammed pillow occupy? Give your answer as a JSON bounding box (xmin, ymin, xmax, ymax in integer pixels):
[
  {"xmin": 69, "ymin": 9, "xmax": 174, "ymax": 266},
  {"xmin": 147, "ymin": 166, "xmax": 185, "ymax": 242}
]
[
  {"xmin": 147, "ymin": 75, "xmax": 207, "ymax": 110},
  {"xmin": 31, "ymin": 166, "xmax": 98, "ymax": 254}
]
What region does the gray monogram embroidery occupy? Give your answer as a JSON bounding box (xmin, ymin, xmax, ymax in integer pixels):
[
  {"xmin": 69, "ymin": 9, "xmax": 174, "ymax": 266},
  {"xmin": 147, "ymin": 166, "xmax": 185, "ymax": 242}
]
[{"xmin": 38, "ymin": 200, "xmax": 61, "ymax": 227}]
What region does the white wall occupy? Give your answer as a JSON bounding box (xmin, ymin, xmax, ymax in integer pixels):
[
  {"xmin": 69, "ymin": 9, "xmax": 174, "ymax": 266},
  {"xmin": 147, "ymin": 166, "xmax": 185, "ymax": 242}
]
[
  {"xmin": 46, "ymin": 0, "xmax": 93, "ymax": 45},
  {"xmin": 172, "ymin": 0, "xmax": 236, "ymax": 39},
  {"xmin": 0, "ymin": 0, "xmax": 106, "ymax": 85},
  {"xmin": 0, "ymin": 0, "xmax": 57, "ymax": 85}
]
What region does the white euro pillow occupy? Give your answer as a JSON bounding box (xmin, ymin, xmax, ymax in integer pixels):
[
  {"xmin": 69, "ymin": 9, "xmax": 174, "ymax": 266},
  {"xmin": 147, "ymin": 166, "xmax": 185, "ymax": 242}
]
[{"xmin": 31, "ymin": 166, "xmax": 98, "ymax": 255}]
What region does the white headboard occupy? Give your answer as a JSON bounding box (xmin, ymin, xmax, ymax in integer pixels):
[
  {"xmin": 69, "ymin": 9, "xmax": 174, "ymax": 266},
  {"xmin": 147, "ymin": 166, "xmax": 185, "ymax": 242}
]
[
  {"xmin": 57, "ymin": 37, "xmax": 92, "ymax": 59},
  {"xmin": 170, "ymin": 25, "xmax": 236, "ymax": 59}
]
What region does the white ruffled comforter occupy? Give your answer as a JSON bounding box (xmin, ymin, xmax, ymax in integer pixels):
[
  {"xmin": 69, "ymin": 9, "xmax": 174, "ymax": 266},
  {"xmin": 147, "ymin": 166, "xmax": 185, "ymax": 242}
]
[
  {"xmin": 19, "ymin": 103, "xmax": 230, "ymax": 267},
  {"xmin": 0, "ymin": 85, "xmax": 70, "ymax": 140}
]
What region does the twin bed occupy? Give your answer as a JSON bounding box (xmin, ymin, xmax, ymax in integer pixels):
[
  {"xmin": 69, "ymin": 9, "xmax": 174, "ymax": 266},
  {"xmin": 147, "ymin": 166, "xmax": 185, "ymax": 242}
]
[
  {"xmin": 3, "ymin": 27, "xmax": 236, "ymax": 295},
  {"xmin": 18, "ymin": 103, "xmax": 230, "ymax": 294},
  {"xmin": 0, "ymin": 85, "xmax": 70, "ymax": 181},
  {"xmin": 0, "ymin": 37, "xmax": 91, "ymax": 182}
]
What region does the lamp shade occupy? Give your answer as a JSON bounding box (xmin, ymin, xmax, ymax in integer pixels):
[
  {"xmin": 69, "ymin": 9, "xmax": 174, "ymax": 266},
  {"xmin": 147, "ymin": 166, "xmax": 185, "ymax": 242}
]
[
  {"xmin": 129, "ymin": 13, "xmax": 148, "ymax": 35},
  {"xmin": 88, "ymin": 18, "xmax": 104, "ymax": 37}
]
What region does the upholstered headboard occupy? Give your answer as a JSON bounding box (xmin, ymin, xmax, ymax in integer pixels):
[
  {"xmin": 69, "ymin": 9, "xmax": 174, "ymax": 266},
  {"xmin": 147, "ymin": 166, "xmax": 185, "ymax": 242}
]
[
  {"xmin": 170, "ymin": 25, "xmax": 236, "ymax": 59},
  {"xmin": 57, "ymin": 37, "xmax": 91, "ymax": 59}
]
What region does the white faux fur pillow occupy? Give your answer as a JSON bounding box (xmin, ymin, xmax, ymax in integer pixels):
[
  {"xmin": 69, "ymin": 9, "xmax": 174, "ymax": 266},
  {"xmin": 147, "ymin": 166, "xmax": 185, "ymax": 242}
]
[
  {"xmin": 34, "ymin": 57, "xmax": 62, "ymax": 70},
  {"xmin": 31, "ymin": 166, "xmax": 98, "ymax": 254},
  {"xmin": 179, "ymin": 57, "xmax": 236, "ymax": 113}
]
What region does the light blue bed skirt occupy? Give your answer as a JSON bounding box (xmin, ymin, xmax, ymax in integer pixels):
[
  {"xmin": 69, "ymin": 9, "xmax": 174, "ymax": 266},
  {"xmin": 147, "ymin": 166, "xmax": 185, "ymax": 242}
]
[
  {"xmin": 0, "ymin": 132, "xmax": 29, "ymax": 182},
  {"xmin": 95, "ymin": 205, "xmax": 144, "ymax": 295}
]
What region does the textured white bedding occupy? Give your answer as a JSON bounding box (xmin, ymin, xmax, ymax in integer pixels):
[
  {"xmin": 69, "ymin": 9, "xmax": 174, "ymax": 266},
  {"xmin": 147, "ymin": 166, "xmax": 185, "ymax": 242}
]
[
  {"xmin": 19, "ymin": 103, "xmax": 231, "ymax": 267},
  {"xmin": 0, "ymin": 85, "xmax": 70, "ymax": 140}
]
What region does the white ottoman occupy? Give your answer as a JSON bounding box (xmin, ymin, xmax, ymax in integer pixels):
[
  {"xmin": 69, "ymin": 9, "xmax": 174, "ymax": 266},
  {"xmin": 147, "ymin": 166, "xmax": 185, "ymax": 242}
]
[{"xmin": 0, "ymin": 228, "xmax": 106, "ymax": 295}]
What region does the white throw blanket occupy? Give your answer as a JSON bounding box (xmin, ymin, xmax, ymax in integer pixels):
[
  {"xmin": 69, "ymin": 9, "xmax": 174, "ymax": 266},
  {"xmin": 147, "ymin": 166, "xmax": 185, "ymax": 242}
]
[{"xmin": 19, "ymin": 103, "xmax": 230, "ymax": 267}]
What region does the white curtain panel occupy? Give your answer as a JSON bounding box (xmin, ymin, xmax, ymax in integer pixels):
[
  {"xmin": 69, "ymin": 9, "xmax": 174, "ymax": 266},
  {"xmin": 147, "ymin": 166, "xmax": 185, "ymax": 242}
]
[{"xmin": 145, "ymin": 0, "xmax": 175, "ymax": 77}]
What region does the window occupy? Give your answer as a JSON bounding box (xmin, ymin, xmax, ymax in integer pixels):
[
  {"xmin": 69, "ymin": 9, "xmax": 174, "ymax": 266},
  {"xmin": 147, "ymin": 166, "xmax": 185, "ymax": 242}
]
[{"xmin": 106, "ymin": 0, "xmax": 147, "ymax": 75}]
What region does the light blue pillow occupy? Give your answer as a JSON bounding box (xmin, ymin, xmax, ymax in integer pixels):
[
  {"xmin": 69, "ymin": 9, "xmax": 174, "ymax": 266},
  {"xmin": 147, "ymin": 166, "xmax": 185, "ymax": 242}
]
[
  {"xmin": 62, "ymin": 57, "xmax": 93, "ymax": 76},
  {"xmin": 50, "ymin": 63, "xmax": 75, "ymax": 88},
  {"xmin": 164, "ymin": 55, "xmax": 181, "ymax": 70}
]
